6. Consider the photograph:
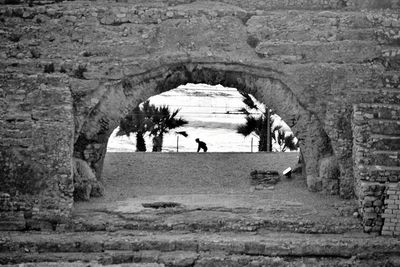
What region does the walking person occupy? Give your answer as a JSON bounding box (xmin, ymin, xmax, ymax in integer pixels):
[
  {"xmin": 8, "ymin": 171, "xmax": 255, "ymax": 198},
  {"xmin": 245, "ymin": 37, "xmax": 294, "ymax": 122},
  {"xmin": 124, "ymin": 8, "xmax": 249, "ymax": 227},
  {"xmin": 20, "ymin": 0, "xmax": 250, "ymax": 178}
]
[{"xmin": 195, "ymin": 138, "xmax": 208, "ymax": 152}]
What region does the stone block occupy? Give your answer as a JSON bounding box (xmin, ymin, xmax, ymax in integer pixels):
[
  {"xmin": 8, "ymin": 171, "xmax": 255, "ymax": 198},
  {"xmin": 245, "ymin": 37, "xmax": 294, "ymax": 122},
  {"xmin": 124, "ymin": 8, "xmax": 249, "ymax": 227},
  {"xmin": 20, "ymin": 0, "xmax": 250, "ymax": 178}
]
[
  {"xmin": 244, "ymin": 242, "xmax": 265, "ymax": 255},
  {"xmin": 363, "ymin": 207, "xmax": 375, "ymax": 213},
  {"xmin": 363, "ymin": 200, "xmax": 373, "ymax": 207},
  {"xmin": 0, "ymin": 192, "xmax": 10, "ymax": 206},
  {"xmin": 0, "ymin": 219, "xmax": 26, "ymax": 231},
  {"xmin": 364, "ymin": 196, "xmax": 377, "ymax": 202},
  {"xmin": 174, "ymin": 240, "xmax": 198, "ymax": 252},
  {"xmin": 372, "ymin": 225, "xmax": 382, "ymax": 232},
  {"xmin": 90, "ymin": 181, "xmax": 105, "ymax": 197},
  {"xmin": 382, "ymin": 213, "xmax": 396, "ymax": 218},
  {"xmin": 158, "ymin": 251, "xmax": 198, "ymax": 267},
  {"xmin": 385, "ymin": 199, "xmax": 395, "ymax": 204},
  {"xmin": 73, "ymin": 182, "xmax": 92, "ymax": 201},
  {"xmin": 25, "ymin": 219, "xmax": 54, "ymax": 231},
  {"xmin": 381, "ymin": 230, "xmax": 393, "ymax": 236},
  {"xmin": 104, "ymin": 240, "xmax": 133, "ymax": 251},
  {"xmin": 388, "ymin": 184, "xmax": 400, "ymax": 189},
  {"xmin": 319, "ymin": 156, "xmax": 340, "ymax": 195},
  {"xmin": 364, "ymin": 226, "xmax": 372, "ymax": 232},
  {"xmin": 384, "ymin": 222, "xmax": 396, "ymax": 228},
  {"xmin": 132, "ymin": 250, "xmax": 161, "ymax": 263},
  {"xmin": 307, "ymin": 175, "xmax": 322, "ymax": 192},
  {"xmin": 363, "ymin": 212, "xmax": 377, "ymax": 219}
]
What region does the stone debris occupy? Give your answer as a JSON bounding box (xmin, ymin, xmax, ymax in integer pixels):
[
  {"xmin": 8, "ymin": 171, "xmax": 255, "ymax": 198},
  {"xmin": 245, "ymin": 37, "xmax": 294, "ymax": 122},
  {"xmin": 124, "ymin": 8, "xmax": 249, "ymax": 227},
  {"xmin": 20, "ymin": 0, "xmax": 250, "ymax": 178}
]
[
  {"xmin": 142, "ymin": 202, "xmax": 182, "ymax": 209},
  {"xmin": 73, "ymin": 158, "xmax": 104, "ymax": 201},
  {"xmin": 249, "ymin": 170, "xmax": 280, "ymax": 186}
]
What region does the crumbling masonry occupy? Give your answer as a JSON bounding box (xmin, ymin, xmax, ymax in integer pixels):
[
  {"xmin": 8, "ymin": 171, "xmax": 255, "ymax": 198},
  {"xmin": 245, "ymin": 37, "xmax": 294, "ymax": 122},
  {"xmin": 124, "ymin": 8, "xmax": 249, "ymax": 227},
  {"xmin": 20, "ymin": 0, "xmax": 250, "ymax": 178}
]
[{"xmin": 0, "ymin": 0, "xmax": 399, "ymax": 235}]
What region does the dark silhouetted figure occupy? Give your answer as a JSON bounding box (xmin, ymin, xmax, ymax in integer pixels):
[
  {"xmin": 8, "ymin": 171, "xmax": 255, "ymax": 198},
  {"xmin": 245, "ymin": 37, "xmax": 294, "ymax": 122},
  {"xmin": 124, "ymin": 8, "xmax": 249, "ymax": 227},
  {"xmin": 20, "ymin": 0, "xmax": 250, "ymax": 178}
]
[{"xmin": 195, "ymin": 138, "xmax": 208, "ymax": 152}]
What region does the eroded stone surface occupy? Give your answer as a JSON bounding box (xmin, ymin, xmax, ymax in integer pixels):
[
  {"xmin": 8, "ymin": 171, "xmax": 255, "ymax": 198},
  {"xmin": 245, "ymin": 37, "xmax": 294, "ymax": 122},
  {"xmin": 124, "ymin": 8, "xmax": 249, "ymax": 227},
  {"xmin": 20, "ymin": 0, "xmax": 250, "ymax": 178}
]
[{"xmin": 1, "ymin": 230, "xmax": 400, "ymax": 266}]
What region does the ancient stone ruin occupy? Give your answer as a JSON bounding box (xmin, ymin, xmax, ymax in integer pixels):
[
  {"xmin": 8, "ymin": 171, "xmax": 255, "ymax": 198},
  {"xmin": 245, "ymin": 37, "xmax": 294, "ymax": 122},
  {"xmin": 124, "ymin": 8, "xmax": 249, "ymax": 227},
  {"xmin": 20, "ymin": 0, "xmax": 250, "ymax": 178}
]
[{"xmin": 0, "ymin": 0, "xmax": 399, "ymax": 245}]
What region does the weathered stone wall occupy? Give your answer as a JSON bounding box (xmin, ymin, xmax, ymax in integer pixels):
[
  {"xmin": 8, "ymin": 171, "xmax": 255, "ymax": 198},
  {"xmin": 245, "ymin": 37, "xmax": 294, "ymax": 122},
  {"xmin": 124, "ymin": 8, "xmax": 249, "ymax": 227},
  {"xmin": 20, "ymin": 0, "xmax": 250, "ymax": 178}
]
[
  {"xmin": 0, "ymin": 0, "xmax": 399, "ymax": 233},
  {"xmin": 0, "ymin": 74, "xmax": 74, "ymax": 229}
]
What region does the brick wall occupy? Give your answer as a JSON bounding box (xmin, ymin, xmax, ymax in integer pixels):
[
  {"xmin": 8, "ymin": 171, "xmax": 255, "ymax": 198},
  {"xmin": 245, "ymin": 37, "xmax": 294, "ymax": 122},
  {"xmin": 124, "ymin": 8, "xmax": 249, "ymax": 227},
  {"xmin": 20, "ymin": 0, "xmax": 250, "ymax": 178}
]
[
  {"xmin": 382, "ymin": 183, "xmax": 400, "ymax": 236},
  {"xmin": 353, "ymin": 103, "xmax": 400, "ymax": 235}
]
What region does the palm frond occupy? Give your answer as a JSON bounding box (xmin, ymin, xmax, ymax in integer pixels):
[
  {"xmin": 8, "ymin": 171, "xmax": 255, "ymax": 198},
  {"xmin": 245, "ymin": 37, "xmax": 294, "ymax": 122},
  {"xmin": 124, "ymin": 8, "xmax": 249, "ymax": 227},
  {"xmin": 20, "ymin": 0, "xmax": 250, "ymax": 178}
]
[
  {"xmin": 271, "ymin": 124, "xmax": 282, "ymax": 133},
  {"xmin": 237, "ymin": 116, "xmax": 259, "ymax": 136},
  {"xmin": 176, "ymin": 131, "xmax": 188, "ymax": 137},
  {"xmin": 283, "ymin": 134, "xmax": 299, "ymax": 151},
  {"xmin": 240, "ymin": 92, "xmax": 258, "ymax": 110},
  {"xmin": 165, "ymin": 117, "xmax": 188, "ymax": 130}
]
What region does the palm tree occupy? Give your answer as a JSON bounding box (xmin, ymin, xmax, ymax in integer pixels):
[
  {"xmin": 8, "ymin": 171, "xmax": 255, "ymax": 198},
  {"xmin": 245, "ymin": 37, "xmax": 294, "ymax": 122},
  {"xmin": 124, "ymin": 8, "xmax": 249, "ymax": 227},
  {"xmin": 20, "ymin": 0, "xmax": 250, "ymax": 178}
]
[
  {"xmin": 148, "ymin": 105, "xmax": 188, "ymax": 152},
  {"xmin": 237, "ymin": 112, "xmax": 270, "ymax": 151},
  {"xmin": 271, "ymin": 123, "xmax": 299, "ymax": 151},
  {"xmin": 282, "ymin": 134, "xmax": 299, "ymax": 151},
  {"xmin": 117, "ymin": 105, "xmax": 149, "ymax": 151},
  {"xmin": 236, "ymin": 92, "xmax": 271, "ymax": 151},
  {"xmin": 271, "ymin": 124, "xmax": 284, "ymax": 147},
  {"xmin": 118, "ymin": 101, "xmax": 188, "ymax": 152}
]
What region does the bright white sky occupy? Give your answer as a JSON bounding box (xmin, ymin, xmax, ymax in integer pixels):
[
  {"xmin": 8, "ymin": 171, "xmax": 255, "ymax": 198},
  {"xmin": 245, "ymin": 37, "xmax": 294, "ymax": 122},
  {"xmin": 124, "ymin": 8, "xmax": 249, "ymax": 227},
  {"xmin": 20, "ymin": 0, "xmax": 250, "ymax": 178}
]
[{"xmin": 108, "ymin": 84, "xmax": 294, "ymax": 153}]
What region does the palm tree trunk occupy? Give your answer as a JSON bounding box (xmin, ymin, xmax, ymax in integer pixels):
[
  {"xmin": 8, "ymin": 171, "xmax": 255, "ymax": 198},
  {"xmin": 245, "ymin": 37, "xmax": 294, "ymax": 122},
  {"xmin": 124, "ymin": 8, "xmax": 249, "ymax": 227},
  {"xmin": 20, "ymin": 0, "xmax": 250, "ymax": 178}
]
[
  {"xmin": 259, "ymin": 117, "xmax": 269, "ymax": 151},
  {"xmin": 136, "ymin": 132, "xmax": 146, "ymax": 152},
  {"xmin": 152, "ymin": 133, "xmax": 164, "ymax": 152}
]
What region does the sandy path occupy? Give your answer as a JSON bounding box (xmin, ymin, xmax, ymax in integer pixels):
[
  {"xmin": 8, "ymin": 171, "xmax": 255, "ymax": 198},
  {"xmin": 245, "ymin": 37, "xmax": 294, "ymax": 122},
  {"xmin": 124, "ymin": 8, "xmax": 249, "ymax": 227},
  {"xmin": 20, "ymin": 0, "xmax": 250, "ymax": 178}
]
[{"xmin": 100, "ymin": 152, "xmax": 299, "ymax": 200}]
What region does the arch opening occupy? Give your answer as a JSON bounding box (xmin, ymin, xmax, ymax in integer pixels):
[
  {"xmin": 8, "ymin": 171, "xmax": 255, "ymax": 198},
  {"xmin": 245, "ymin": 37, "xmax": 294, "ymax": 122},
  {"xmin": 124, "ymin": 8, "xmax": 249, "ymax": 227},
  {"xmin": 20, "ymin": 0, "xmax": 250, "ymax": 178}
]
[
  {"xmin": 72, "ymin": 63, "xmax": 343, "ymax": 203},
  {"xmin": 94, "ymin": 83, "xmax": 303, "ymax": 202},
  {"xmin": 107, "ymin": 83, "xmax": 300, "ymax": 154}
]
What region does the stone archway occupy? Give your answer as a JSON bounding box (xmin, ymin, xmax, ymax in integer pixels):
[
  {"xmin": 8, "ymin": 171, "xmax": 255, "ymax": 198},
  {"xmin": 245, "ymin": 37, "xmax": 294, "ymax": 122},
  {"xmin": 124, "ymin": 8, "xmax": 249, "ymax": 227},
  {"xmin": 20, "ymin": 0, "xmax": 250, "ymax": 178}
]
[
  {"xmin": 1, "ymin": 0, "xmax": 399, "ymax": 235},
  {"xmin": 72, "ymin": 62, "xmax": 339, "ymax": 199}
]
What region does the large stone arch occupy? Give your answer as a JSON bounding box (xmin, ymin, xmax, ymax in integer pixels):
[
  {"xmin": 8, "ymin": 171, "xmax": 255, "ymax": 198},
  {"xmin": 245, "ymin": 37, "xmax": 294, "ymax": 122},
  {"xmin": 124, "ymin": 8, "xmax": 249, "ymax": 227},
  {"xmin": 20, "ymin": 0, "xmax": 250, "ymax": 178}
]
[
  {"xmin": 1, "ymin": 0, "xmax": 399, "ymax": 235},
  {"xmin": 73, "ymin": 62, "xmax": 335, "ymax": 195}
]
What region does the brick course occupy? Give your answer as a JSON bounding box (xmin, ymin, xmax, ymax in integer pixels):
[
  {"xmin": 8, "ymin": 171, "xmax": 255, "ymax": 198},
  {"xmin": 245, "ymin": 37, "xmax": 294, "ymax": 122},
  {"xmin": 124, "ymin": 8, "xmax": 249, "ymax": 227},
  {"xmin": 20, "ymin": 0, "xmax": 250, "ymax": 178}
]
[{"xmin": 382, "ymin": 183, "xmax": 400, "ymax": 237}]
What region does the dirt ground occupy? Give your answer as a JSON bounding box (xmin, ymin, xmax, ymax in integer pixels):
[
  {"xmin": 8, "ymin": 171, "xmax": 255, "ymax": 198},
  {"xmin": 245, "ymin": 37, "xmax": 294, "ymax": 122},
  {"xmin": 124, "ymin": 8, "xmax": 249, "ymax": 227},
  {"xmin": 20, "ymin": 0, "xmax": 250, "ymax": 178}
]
[
  {"xmin": 73, "ymin": 152, "xmax": 361, "ymax": 233},
  {"xmin": 100, "ymin": 152, "xmax": 300, "ymax": 199}
]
